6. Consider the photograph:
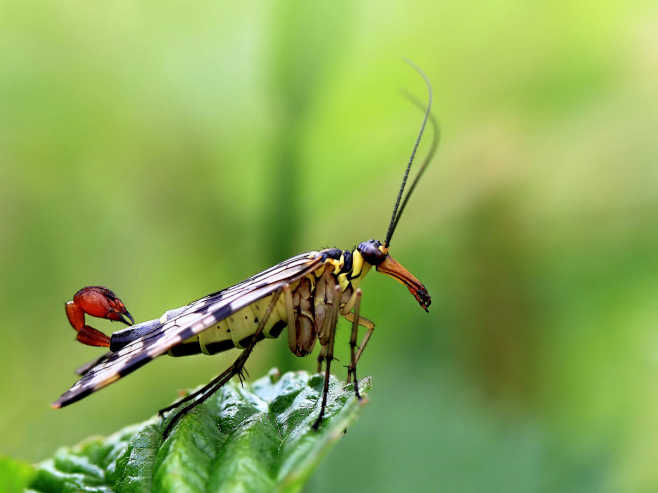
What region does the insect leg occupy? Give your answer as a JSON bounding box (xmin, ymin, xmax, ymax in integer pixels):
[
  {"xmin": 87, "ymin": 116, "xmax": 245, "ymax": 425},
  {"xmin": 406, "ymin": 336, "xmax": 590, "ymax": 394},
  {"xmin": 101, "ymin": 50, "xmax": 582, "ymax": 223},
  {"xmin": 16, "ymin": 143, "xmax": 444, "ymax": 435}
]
[
  {"xmin": 312, "ymin": 286, "xmax": 340, "ymax": 430},
  {"xmin": 353, "ymin": 318, "xmax": 375, "ymax": 365},
  {"xmin": 161, "ymin": 365, "xmax": 234, "ymax": 437},
  {"xmin": 339, "ymin": 287, "xmax": 361, "ymax": 316},
  {"xmin": 284, "ymin": 285, "xmax": 298, "ymax": 354},
  {"xmin": 346, "ymin": 289, "xmax": 362, "ymax": 396},
  {"xmin": 317, "ymin": 346, "xmax": 326, "ymax": 373},
  {"xmin": 157, "ymin": 368, "xmax": 225, "ymax": 417},
  {"xmin": 160, "ymin": 290, "xmax": 282, "ymax": 437},
  {"xmin": 316, "ymin": 278, "xmax": 340, "ymax": 374},
  {"xmin": 342, "ymin": 308, "xmax": 375, "ymax": 392}
]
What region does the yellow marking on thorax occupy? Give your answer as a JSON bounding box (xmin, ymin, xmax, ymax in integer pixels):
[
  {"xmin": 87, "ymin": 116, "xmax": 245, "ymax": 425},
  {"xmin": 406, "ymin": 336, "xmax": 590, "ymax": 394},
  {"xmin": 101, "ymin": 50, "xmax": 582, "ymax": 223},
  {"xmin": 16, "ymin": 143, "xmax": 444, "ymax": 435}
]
[
  {"xmin": 337, "ymin": 272, "xmax": 349, "ymax": 291},
  {"xmin": 348, "ymin": 250, "xmax": 372, "ymax": 290},
  {"xmin": 322, "ymin": 257, "xmax": 343, "ymax": 275},
  {"xmin": 351, "ymin": 250, "xmax": 364, "ymax": 278},
  {"xmin": 316, "ymin": 255, "xmax": 350, "ymax": 291}
]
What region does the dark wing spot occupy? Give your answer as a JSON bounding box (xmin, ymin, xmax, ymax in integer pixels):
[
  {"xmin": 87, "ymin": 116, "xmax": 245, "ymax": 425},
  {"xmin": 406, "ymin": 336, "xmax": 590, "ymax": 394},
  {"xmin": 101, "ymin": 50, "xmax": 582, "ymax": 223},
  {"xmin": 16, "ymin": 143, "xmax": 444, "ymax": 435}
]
[
  {"xmin": 110, "ymin": 319, "xmax": 162, "ymax": 352},
  {"xmin": 117, "ymin": 352, "xmax": 153, "ymax": 378}
]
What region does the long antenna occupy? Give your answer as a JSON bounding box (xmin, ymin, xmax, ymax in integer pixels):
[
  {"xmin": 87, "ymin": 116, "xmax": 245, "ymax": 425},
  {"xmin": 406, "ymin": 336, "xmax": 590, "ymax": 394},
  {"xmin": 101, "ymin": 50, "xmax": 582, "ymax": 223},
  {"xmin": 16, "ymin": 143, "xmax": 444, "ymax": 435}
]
[
  {"xmin": 391, "ymin": 90, "xmax": 439, "ymax": 233},
  {"xmin": 384, "ymin": 60, "xmax": 432, "ymax": 247}
]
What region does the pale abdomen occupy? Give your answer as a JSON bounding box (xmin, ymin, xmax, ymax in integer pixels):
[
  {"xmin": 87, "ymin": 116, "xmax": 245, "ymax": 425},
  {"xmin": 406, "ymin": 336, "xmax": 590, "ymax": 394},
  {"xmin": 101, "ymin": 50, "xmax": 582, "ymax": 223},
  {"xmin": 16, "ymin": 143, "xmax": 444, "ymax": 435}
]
[{"xmin": 168, "ymin": 284, "xmax": 294, "ymax": 356}]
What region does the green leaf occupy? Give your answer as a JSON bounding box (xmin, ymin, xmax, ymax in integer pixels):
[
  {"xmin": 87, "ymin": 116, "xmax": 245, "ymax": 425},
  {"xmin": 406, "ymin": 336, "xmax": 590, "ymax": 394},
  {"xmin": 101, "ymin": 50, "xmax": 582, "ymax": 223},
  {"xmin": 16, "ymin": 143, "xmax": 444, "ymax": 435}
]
[
  {"xmin": 29, "ymin": 369, "xmax": 371, "ymax": 493},
  {"xmin": 0, "ymin": 455, "xmax": 36, "ymax": 493}
]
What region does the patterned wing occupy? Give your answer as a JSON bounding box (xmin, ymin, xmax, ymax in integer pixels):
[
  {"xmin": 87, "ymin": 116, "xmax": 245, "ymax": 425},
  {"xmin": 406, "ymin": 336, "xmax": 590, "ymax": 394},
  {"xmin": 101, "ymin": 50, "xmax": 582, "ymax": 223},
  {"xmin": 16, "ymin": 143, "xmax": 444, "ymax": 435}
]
[{"xmin": 53, "ymin": 251, "xmax": 322, "ymax": 408}]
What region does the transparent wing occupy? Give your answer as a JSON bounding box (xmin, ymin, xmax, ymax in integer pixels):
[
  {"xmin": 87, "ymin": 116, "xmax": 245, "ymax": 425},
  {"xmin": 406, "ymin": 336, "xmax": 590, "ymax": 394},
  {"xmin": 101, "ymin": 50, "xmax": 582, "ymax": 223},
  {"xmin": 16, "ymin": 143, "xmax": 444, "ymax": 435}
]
[{"xmin": 53, "ymin": 251, "xmax": 322, "ymax": 408}]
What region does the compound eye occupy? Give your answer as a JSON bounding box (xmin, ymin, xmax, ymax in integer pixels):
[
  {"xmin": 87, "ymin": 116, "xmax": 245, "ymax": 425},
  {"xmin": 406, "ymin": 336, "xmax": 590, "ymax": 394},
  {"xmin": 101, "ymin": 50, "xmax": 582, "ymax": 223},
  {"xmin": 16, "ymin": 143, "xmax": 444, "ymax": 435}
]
[{"xmin": 357, "ymin": 240, "xmax": 386, "ymax": 265}]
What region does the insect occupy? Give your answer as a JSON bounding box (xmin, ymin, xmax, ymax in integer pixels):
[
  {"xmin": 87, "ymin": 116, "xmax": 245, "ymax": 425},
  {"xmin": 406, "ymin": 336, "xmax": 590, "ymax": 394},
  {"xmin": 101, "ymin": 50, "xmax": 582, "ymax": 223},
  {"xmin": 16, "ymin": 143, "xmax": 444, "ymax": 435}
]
[{"xmin": 53, "ymin": 63, "xmax": 438, "ymax": 437}]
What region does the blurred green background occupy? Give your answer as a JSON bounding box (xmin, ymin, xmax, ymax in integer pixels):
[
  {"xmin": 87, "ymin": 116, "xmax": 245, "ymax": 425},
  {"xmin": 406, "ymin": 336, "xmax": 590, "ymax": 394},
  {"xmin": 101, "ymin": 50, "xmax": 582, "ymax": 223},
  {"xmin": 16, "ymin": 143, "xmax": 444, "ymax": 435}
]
[{"xmin": 2, "ymin": 1, "xmax": 658, "ymax": 491}]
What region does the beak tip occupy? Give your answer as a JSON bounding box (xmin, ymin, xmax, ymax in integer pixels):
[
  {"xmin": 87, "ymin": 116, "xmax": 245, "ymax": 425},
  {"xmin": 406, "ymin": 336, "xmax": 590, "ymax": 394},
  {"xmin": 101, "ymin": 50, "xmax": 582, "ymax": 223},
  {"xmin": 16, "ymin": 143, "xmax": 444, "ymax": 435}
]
[{"xmin": 419, "ymin": 294, "xmax": 431, "ymax": 313}]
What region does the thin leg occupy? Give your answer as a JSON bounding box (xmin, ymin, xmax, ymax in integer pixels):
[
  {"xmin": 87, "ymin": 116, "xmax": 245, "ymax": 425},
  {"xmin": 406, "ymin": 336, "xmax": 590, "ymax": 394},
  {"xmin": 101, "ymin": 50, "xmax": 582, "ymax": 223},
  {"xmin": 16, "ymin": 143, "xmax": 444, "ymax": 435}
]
[
  {"xmin": 162, "ymin": 365, "xmax": 233, "ymax": 437},
  {"xmin": 160, "ymin": 289, "xmax": 281, "ymax": 437},
  {"xmin": 354, "ymin": 323, "xmax": 375, "ymax": 365},
  {"xmin": 158, "ymin": 369, "xmax": 223, "ymax": 417},
  {"xmin": 340, "ymin": 287, "xmax": 361, "ymax": 316},
  {"xmin": 317, "ymin": 347, "xmax": 325, "ymax": 373},
  {"xmin": 312, "ymin": 300, "xmax": 338, "ymax": 430},
  {"xmin": 346, "ymin": 290, "xmax": 362, "ymax": 398},
  {"xmin": 343, "ymin": 312, "xmax": 375, "ymax": 331},
  {"xmin": 284, "ymin": 285, "xmax": 297, "ymax": 354},
  {"xmin": 342, "ymin": 311, "xmax": 375, "ymax": 367},
  {"xmin": 316, "ymin": 282, "xmax": 339, "ymax": 374}
]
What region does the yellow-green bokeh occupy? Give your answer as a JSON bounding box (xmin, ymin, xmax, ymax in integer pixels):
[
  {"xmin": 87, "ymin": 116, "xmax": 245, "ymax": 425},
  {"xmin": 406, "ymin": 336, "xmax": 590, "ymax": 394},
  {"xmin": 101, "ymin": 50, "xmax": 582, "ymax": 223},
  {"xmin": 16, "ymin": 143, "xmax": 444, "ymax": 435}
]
[{"xmin": 1, "ymin": 1, "xmax": 657, "ymax": 491}]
